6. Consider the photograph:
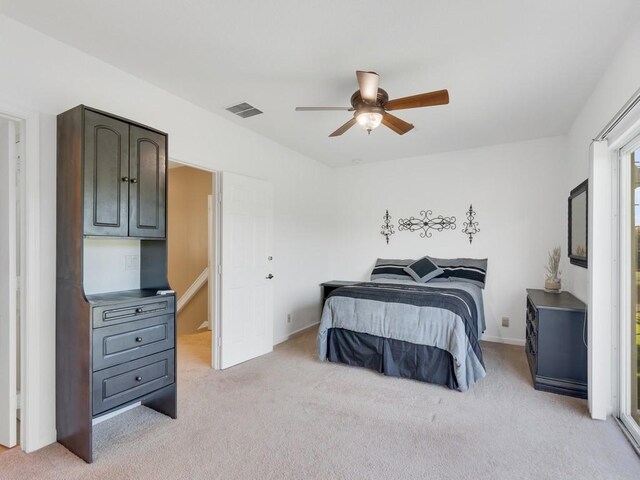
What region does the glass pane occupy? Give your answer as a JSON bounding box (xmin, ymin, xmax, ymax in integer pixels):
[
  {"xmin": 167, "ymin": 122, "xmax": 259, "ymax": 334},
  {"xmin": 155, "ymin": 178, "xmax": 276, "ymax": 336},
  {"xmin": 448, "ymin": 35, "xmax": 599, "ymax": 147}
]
[
  {"xmin": 632, "ymin": 150, "xmax": 640, "ymax": 424},
  {"xmin": 571, "ymin": 192, "xmax": 587, "ymax": 256}
]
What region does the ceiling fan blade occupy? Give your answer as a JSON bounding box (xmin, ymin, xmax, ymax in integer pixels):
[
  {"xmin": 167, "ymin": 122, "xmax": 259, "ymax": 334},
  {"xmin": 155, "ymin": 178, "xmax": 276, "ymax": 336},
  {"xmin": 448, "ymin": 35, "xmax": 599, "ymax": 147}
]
[
  {"xmin": 382, "ymin": 113, "xmax": 414, "ymax": 135},
  {"xmin": 295, "ymin": 106, "xmax": 353, "ymax": 111},
  {"xmin": 329, "ymin": 118, "xmax": 357, "ymax": 137},
  {"xmin": 385, "ymin": 89, "xmax": 449, "ymax": 111},
  {"xmin": 356, "ymin": 70, "xmax": 380, "ymax": 104}
]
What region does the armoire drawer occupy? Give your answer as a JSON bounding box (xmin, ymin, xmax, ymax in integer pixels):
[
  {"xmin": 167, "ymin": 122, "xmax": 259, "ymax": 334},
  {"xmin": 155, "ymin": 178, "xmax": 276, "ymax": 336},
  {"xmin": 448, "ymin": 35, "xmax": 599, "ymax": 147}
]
[
  {"xmin": 92, "ymin": 350, "xmax": 175, "ymax": 416},
  {"xmin": 92, "ymin": 296, "xmax": 175, "ymax": 328},
  {"xmin": 92, "ymin": 314, "xmax": 175, "ymax": 371}
]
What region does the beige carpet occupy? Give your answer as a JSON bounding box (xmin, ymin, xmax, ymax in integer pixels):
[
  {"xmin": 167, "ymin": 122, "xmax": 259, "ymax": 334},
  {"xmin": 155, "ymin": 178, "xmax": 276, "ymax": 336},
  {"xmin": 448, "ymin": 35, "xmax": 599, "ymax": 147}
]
[{"xmin": 1, "ymin": 330, "xmax": 639, "ymax": 479}]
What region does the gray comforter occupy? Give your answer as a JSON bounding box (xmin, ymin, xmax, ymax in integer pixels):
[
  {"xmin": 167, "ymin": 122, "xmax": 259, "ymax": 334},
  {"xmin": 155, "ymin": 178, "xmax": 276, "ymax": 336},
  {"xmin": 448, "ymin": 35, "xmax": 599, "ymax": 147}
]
[{"xmin": 317, "ymin": 279, "xmax": 486, "ymax": 391}]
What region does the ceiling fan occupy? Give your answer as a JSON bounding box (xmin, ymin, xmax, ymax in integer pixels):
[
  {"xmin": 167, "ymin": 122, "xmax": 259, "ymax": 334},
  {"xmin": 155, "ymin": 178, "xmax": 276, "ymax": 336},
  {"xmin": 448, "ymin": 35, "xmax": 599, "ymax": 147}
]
[{"xmin": 295, "ymin": 71, "xmax": 449, "ymax": 137}]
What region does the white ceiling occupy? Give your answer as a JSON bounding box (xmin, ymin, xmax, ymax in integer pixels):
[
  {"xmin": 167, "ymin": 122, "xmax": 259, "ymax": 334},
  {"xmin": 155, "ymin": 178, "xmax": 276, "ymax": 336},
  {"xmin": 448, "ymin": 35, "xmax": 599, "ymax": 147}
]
[{"xmin": 2, "ymin": 0, "xmax": 640, "ymax": 167}]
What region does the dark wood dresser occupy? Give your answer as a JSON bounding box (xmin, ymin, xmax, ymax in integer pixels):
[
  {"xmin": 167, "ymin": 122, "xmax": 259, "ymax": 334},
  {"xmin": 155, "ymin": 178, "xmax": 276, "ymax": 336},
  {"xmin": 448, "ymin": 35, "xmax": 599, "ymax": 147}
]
[
  {"xmin": 525, "ymin": 288, "xmax": 587, "ymax": 399},
  {"xmin": 56, "ymin": 106, "xmax": 176, "ymax": 463}
]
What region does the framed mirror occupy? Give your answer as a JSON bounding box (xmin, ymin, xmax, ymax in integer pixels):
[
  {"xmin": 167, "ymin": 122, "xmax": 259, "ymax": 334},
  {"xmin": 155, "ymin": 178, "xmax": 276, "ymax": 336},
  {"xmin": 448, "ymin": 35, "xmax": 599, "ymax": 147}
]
[{"xmin": 568, "ymin": 179, "xmax": 588, "ymax": 268}]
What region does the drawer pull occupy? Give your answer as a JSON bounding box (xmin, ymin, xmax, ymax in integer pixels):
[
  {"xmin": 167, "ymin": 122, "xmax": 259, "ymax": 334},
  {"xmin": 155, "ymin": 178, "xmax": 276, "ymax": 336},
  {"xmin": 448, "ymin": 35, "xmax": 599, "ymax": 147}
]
[
  {"xmin": 135, "ymin": 376, "xmax": 142, "ymax": 382},
  {"xmin": 135, "ymin": 337, "xmax": 143, "ymax": 343},
  {"xmin": 135, "ymin": 307, "xmax": 143, "ymax": 314}
]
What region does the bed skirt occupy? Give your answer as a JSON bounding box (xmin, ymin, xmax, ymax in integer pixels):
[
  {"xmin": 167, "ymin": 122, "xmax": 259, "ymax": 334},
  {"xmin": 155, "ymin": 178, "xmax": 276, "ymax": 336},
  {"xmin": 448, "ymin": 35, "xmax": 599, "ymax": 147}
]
[{"xmin": 326, "ymin": 328, "xmax": 458, "ymax": 389}]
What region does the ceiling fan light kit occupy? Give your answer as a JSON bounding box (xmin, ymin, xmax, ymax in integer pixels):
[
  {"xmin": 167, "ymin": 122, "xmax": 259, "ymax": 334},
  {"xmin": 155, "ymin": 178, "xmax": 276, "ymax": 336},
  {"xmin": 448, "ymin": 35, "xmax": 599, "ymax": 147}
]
[
  {"xmin": 295, "ymin": 70, "xmax": 449, "ymax": 137},
  {"xmin": 355, "ymin": 108, "xmax": 384, "ymax": 133}
]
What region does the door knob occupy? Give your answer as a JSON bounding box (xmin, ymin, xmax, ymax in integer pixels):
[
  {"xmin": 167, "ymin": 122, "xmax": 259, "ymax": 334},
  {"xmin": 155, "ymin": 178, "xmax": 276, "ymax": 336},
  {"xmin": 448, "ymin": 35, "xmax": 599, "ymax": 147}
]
[{"xmin": 266, "ymin": 274, "xmax": 274, "ymax": 280}]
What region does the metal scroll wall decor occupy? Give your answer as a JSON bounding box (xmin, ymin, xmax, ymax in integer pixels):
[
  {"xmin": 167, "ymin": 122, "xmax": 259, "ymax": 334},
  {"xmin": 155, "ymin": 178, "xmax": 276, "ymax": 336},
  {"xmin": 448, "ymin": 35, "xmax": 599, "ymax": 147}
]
[
  {"xmin": 461, "ymin": 204, "xmax": 480, "ymax": 244},
  {"xmin": 380, "ymin": 209, "xmax": 395, "ymax": 244},
  {"xmin": 398, "ymin": 210, "xmax": 456, "ymax": 238}
]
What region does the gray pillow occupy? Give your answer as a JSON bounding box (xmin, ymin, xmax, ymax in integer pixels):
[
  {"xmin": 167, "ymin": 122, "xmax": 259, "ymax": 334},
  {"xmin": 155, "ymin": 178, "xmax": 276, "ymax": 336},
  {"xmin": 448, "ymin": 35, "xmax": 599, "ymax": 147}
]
[
  {"xmin": 404, "ymin": 256, "xmax": 444, "ymax": 283},
  {"xmin": 370, "ymin": 258, "xmax": 415, "ymax": 281},
  {"xmin": 429, "ymin": 257, "xmax": 488, "ymax": 288}
]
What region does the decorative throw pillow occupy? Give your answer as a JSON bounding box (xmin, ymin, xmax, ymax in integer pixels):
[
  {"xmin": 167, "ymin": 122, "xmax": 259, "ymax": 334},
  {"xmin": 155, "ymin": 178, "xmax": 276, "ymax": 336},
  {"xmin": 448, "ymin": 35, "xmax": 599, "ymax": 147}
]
[
  {"xmin": 429, "ymin": 257, "xmax": 488, "ymax": 288},
  {"xmin": 370, "ymin": 258, "xmax": 415, "ymax": 281},
  {"xmin": 403, "ymin": 256, "xmax": 444, "ymax": 283}
]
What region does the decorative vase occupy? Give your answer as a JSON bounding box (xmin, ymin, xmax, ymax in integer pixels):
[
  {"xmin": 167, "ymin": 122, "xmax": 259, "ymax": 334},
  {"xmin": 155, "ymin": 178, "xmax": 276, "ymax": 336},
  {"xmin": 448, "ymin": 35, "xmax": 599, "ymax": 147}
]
[{"xmin": 544, "ymin": 277, "xmax": 561, "ymax": 293}]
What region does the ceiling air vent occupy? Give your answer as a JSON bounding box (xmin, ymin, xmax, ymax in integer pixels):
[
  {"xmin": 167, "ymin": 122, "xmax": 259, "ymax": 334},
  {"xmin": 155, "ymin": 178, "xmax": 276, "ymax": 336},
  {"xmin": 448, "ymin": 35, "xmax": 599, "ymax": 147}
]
[{"xmin": 225, "ymin": 102, "xmax": 263, "ymax": 118}]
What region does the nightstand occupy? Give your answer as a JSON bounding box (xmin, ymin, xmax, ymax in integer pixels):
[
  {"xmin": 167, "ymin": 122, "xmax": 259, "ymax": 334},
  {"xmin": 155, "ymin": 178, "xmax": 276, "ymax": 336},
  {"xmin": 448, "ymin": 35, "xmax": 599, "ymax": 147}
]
[
  {"xmin": 320, "ymin": 281, "xmax": 360, "ymax": 304},
  {"xmin": 525, "ymin": 288, "xmax": 588, "ymax": 399}
]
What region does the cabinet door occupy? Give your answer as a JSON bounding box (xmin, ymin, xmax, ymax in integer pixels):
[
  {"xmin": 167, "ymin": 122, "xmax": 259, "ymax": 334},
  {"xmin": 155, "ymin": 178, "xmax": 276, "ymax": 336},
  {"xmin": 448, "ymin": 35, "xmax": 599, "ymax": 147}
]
[
  {"xmin": 128, "ymin": 126, "xmax": 166, "ymax": 238},
  {"xmin": 83, "ymin": 111, "xmax": 130, "ymax": 236}
]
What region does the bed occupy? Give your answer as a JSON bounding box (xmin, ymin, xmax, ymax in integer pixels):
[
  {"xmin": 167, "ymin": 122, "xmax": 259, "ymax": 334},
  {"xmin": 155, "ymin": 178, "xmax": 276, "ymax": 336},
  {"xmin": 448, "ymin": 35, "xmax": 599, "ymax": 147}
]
[{"xmin": 317, "ymin": 257, "xmax": 488, "ymax": 391}]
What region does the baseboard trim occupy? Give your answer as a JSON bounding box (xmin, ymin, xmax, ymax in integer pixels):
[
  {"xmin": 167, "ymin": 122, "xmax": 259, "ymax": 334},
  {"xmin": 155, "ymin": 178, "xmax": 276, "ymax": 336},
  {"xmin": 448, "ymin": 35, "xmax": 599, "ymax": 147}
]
[
  {"xmin": 481, "ymin": 335, "xmax": 525, "ymax": 346},
  {"xmin": 274, "ymin": 322, "xmax": 319, "ymax": 346}
]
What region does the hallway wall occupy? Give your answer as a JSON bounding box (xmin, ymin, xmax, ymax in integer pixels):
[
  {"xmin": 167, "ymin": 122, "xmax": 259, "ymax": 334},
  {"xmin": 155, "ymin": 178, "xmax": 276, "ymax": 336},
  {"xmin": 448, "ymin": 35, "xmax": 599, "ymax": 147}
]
[{"xmin": 168, "ymin": 165, "xmax": 213, "ymax": 335}]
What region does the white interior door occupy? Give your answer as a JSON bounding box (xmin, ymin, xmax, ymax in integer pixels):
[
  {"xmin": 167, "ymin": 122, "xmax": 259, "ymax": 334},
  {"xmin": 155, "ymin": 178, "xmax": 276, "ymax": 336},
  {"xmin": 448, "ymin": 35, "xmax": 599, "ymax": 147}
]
[
  {"xmin": 220, "ymin": 172, "xmax": 274, "ymax": 369},
  {"xmin": 0, "ymin": 118, "xmax": 17, "ymax": 447}
]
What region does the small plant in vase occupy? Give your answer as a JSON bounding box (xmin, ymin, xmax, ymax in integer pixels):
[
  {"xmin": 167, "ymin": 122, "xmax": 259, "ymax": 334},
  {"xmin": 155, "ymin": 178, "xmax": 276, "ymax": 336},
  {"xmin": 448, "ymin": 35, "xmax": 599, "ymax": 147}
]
[{"xmin": 544, "ymin": 246, "xmax": 562, "ymax": 293}]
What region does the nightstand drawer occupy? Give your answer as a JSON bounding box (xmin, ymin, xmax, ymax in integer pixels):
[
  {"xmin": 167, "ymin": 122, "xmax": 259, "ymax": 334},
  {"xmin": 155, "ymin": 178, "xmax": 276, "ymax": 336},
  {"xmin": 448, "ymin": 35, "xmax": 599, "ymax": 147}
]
[
  {"xmin": 92, "ymin": 314, "xmax": 174, "ymax": 371},
  {"xmin": 92, "ymin": 350, "xmax": 174, "ymax": 415}
]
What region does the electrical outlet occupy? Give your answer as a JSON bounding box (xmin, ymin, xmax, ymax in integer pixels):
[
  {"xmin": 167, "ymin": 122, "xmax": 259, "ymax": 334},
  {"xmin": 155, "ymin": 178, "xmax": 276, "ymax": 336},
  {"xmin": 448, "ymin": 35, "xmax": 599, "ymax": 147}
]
[
  {"xmin": 502, "ymin": 316, "xmax": 510, "ymax": 327},
  {"xmin": 287, "ymin": 314, "xmax": 292, "ymax": 323},
  {"xmin": 125, "ymin": 255, "xmax": 140, "ymax": 271}
]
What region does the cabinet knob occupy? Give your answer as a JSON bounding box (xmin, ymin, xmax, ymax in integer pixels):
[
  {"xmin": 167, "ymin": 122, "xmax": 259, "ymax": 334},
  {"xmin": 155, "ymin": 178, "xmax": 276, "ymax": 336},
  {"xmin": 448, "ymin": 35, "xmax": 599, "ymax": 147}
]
[
  {"xmin": 135, "ymin": 307, "xmax": 143, "ymax": 314},
  {"xmin": 121, "ymin": 176, "xmax": 129, "ymax": 182},
  {"xmin": 135, "ymin": 337, "xmax": 143, "ymax": 343},
  {"xmin": 130, "ymin": 178, "xmax": 138, "ymax": 184},
  {"xmin": 135, "ymin": 376, "xmax": 142, "ymax": 382}
]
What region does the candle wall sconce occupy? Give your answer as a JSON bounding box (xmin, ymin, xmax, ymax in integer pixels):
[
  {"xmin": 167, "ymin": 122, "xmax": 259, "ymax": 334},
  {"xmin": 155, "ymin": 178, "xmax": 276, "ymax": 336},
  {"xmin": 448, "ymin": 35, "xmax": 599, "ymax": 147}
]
[
  {"xmin": 380, "ymin": 209, "xmax": 395, "ymax": 244},
  {"xmin": 398, "ymin": 210, "xmax": 456, "ymax": 238},
  {"xmin": 462, "ymin": 204, "xmax": 480, "ymax": 244}
]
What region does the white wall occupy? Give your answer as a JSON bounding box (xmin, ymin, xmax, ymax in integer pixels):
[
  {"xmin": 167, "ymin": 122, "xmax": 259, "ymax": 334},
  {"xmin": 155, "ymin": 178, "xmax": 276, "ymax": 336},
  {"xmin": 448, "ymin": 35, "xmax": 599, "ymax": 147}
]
[
  {"xmin": 565, "ymin": 27, "xmax": 640, "ymax": 302},
  {"xmin": 0, "ymin": 15, "xmax": 338, "ymax": 450},
  {"xmin": 331, "ymin": 136, "xmax": 568, "ymax": 344},
  {"xmin": 83, "ymin": 239, "xmax": 141, "ymax": 295}
]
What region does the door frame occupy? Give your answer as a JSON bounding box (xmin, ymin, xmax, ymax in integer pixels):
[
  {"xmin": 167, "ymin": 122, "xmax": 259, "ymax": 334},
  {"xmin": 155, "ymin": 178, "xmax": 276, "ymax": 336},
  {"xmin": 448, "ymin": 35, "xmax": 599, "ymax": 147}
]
[
  {"xmin": 0, "ymin": 102, "xmax": 41, "ymax": 452},
  {"xmin": 212, "ymin": 171, "xmax": 222, "ymax": 370},
  {"xmin": 167, "ymin": 158, "xmax": 221, "ymax": 369},
  {"xmin": 0, "ymin": 116, "xmax": 18, "ymax": 448}
]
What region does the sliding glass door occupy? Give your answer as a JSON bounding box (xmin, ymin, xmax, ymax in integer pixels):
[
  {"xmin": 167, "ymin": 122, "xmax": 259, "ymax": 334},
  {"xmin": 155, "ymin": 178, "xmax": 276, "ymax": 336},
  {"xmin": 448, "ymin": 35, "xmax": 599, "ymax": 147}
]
[{"xmin": 620, "ymin": 136, "xmax": 640, "ymax": 442}]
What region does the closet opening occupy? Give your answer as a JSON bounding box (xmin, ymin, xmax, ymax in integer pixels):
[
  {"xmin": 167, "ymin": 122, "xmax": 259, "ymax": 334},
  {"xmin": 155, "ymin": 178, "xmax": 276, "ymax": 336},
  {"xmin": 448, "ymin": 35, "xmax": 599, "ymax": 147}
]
[{"xmin": 167, "ymin": 160, "xmax": 219, "ymax": 369}]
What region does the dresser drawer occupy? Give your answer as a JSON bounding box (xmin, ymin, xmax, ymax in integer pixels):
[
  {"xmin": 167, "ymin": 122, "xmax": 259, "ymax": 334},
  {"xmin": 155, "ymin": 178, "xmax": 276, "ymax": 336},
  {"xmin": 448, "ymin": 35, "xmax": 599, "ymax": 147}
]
[
  {"xmin": 526, "ymin": 298, "xmax": 538, "ymax": 329},
  {"xmin": 92, "ymin": 314, "xmax": 175, "ymax": 371},
  {"xmin": 92, "ymin": 350, "xmax": 175, "ymax": 415},
  {"xmin": 92, "ymin": 296, "xmax": 175, "ymax": 328}
]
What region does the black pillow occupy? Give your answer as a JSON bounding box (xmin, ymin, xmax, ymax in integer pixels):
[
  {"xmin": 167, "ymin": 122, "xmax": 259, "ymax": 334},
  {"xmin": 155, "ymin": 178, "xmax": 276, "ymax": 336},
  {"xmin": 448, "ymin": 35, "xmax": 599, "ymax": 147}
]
[{"xmin": 404, "ymin": 256, "xmax": 444, "ymax": 283}]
